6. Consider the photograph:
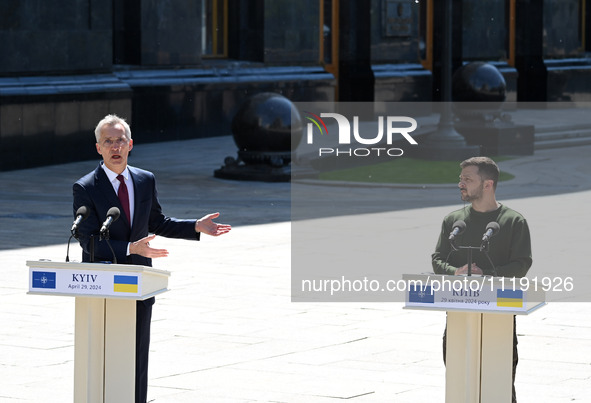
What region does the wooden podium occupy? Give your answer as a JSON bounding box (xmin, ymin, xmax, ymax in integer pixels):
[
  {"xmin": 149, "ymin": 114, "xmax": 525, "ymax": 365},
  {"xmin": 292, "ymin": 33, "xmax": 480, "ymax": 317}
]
[
  {"xmin": 403, "ymin": 274, "xmax": 546, "ymax": 403},
  {"xmin": 27, "ymin": 260, "xmax": 171, "ymax": 403}
]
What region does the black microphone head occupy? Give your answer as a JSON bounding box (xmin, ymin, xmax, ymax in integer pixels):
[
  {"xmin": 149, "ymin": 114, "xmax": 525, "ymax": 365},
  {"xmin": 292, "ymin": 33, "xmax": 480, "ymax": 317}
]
[
  {"xmin": 106, "ymin": 207, "xmax": 120, "ymax": 222},
  {"xmin": 76, "ymin": 206, "xmax": 90, "ymax": 220},
  {"xmin": 486, "ymin": 221, "xmax": 500, "ymax": 235},
  {"xmin": 453, "ymin": 220, "xmax": 466, "ymax": 234}
]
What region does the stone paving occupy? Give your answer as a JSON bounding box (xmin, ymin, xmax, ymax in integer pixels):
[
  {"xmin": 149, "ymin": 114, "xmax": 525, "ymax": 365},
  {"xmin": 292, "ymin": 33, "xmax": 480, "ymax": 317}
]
[{"xmin": 0, "ymin": 134, "xmax": 590, "ymax": 402}]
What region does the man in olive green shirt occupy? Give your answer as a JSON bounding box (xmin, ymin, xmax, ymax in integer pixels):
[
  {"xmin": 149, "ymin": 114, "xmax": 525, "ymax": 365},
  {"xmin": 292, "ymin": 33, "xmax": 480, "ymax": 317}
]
[{"xmin": 432, "ymin": 157, "xmax": 532, "ymax": 403}]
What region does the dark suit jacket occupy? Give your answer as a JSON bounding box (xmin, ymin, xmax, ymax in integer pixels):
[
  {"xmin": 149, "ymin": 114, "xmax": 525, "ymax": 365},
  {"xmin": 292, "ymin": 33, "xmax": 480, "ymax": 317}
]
[{"xmin": 73, "ymin": 162, "xmax": 199, "ymax": 265}]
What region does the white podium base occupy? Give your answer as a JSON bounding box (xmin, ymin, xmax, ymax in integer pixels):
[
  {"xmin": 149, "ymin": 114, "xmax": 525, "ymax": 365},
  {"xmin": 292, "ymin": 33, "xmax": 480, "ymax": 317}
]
[
  {"xmin": 74, "ymin": 298, "xmax": 136, "ymax": 403},
  {"xmin": 445, "ymin": 312, "xmax": 513, "ymax": 403}
]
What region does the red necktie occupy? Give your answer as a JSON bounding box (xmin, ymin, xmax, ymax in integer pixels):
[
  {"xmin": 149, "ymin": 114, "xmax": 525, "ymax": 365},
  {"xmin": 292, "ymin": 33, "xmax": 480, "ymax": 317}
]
[{"xmin": 117, "ymin": 174, "xmax": 131, "ymax": 226}]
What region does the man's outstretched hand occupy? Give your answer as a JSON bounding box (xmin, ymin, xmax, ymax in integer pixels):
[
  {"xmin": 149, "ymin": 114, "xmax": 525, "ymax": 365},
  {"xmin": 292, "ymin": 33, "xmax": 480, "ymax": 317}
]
[
  {"xmin": 195, "ymin": 212, "xmax": 232, "ymax": 236},
  {"xmin": 130, "ymin": 234, "xmax": 169, "ymax": 258},
  {"xmin": 130, "ymin": 213, "xmax": 230, "ymax": 258}
]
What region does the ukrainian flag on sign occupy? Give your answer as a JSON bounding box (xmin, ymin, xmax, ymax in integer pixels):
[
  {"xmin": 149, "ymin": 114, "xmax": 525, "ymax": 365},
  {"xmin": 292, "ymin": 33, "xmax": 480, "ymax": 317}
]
[
  {"xmin": 114, "ymin": 275, "xmax": 138, "ymax": 293},
  {"xmin": 497, "ymin": 289, "xmax": 523, "ymax": 308}
]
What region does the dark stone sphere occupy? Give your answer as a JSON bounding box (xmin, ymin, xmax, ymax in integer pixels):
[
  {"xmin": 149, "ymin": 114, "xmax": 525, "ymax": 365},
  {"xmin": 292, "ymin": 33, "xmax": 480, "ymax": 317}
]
[
  {"xmin": 231, "ymin": 92, "xmax": 302, "ymax": 153},
  {"xmin": 452, "ymin": 62, "xmax": 506, "ymax": 102}
]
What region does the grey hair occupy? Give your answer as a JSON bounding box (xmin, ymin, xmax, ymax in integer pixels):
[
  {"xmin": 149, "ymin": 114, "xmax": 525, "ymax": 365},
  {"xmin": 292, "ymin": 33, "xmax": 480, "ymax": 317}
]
[{"xmin": 94, "ymin": 114, "xmax": 132, "ymax": 143}]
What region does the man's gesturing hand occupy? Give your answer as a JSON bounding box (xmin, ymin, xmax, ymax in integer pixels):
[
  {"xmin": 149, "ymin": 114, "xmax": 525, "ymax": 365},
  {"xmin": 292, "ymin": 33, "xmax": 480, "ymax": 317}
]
[
  {"xmin": 195, "ymin": 212, "xmax": 232, "ymax": 236},
  {"xmin": 130, "ymin": 234, "xmax": 169, "ymax": 258}
]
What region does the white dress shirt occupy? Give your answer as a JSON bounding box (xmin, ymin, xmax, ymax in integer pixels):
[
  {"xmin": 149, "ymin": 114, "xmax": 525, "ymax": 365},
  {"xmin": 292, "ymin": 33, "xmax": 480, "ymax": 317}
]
[
  {"xmin": 101, "ymin": 164, "xmax": 135, "ymax": 225},
  {"xmin": 101, "ymin": 164, "xmax": 135, "ymax": 256}
]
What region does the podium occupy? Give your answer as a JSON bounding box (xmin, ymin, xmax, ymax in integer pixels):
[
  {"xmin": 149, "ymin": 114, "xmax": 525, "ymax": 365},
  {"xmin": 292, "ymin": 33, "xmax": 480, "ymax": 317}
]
[
  {"xmin": 403, "ymin": 274, "xmax": 545, "ymax": 403},
  {"xmin": 27, "ymin": 260, "xmax": 171, "ymax": 403}
]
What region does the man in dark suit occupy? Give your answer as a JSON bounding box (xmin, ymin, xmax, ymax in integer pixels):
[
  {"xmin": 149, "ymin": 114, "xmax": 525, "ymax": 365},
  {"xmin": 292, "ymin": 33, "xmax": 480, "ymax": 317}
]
[{"xmin": 73, "ymin": 114, "xmax": 231, "ymax": 403}]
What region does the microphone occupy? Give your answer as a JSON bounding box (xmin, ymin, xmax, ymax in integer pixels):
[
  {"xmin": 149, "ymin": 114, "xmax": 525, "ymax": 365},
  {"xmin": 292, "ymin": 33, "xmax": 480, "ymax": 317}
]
[
  {"xmin": 448, "ymin": 220, "xmax": 466, "ymax": 251},
  {"xmin": 481, "ymin": 222, "xmax": 500, "ymax": 243},
  {"xmin": 67, "ymin": 206, "xmax": 90, "ymax": 262},
  {"xmin": 99, "ymin": 207, "xmax": 120, "ymax": 264},
  {"xmin": 71, "ymin": 206, "xmax": 90, "ymax": 234},
  {"xmin": 448, "ymin": 220, "xmax": 466, "ymax": 241},
  {"xmin": 480, "ymin": 222, "xmax": 500, "ymax": 252},
  {"xmin": 100, "ymin": 207, "xmax": 120, "ymax": 234}
]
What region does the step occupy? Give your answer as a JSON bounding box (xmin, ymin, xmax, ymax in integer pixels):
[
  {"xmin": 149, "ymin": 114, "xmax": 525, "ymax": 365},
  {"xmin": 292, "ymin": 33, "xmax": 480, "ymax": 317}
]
[{"xmin": 535, "ymin": 135, "xmax": 591, "ymax": 150}]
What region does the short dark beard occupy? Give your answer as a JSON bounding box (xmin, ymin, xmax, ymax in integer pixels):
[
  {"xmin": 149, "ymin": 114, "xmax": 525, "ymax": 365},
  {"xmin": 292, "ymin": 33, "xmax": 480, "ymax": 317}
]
[{"xmin": 460, "ymin": 183, "xmax": 484, "ymax": 202}]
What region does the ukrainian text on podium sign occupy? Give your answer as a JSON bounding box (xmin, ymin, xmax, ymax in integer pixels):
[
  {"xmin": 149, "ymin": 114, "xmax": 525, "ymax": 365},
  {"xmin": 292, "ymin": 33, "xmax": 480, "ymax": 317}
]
[{"xmin": 403, "ymin": 274, "xmax": 546, "ymax": 314}]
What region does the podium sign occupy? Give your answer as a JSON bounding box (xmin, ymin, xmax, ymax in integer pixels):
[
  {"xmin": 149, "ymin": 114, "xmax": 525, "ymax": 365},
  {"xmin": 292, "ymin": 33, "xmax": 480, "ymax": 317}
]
[
  {"xmin": 28, "ymin": 260, "xmax": 171, "ymax": 300},
  {"xmin": 403, "ymin": 274, "xmax": 546, "ymax": 403},
  {"xmin": 27, "ymin": 260, "xmax": 171, "ymax": 403},
  {"xmin": 403, "ymin": 273, "xmax": 545, "ymax": 314}
]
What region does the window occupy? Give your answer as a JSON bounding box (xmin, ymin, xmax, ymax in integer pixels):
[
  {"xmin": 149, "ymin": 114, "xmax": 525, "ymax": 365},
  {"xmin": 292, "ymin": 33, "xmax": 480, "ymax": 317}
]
[
  {"xmin": 320, "ymin": 0, "xmax": 338, "ymax": 77},
  {"xmin": 202, "ymin": 0, "xmax": 228, "ymax": 57}
]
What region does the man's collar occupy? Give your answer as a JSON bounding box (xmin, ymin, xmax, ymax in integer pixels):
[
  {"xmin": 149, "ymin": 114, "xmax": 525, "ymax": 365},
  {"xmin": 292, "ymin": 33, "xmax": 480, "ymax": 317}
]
[
  {"xmin": 470, "ymin": 202, "xmax": 502, "ymax": 214},
  {"xmin": 101, "ymin": 162, "xmax": 129, "ymax": 182}
]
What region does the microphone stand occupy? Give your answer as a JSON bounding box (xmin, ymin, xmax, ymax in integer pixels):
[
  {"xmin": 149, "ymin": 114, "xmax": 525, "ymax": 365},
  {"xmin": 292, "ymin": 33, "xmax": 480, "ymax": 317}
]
[
  {"xmin": 449, "ymin": 238, "xmax": 479, "ymax": 276},
  {"xmin": 448, "ymin": 226, "xmax": 499, "ymax": 277},
  {"xmin": 66, "ymin": 234, "xmax": 74, "ymax": 262},
  {"xmin": 480, "ymin": 241, "xmax": 499, "ymax": 277},
  {"xmin": 452, "ymin": 244, "xmax": 497, "ymax": 277},
  {"xmin": 89, "ymin": 234, "xmax": 95, "ymax": 263},
  {"xmin": 100, "ymin": 230, "xmax": 117, "ymax": 264},
  {"xmin": 66, "ymin": 227, "xmax": 82, "ymax": 262},
  {"xmin": 457, "ymin": 245, "xmax": 480, "ymax": 276}
]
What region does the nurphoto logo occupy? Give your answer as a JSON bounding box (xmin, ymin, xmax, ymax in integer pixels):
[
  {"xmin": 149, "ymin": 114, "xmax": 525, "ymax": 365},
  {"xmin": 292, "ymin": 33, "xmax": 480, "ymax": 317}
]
[{"xmin": 304, "ymin": 112, "xmax": 418, "ymax": 157}]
